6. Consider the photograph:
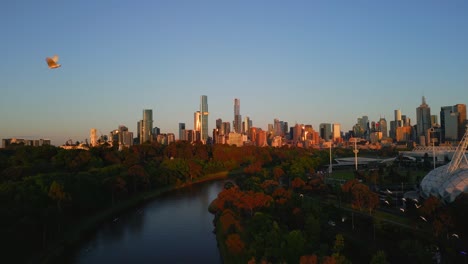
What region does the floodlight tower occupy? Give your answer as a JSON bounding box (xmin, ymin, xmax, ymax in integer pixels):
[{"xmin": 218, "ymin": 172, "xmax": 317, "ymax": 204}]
[{"xmin": 353, "ymin": 138, "xmax": 359, "ymax": 171}]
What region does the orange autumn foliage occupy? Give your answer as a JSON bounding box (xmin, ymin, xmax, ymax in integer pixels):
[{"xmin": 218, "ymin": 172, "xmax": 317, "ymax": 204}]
[
  {"xmin": 237, "ymin": 191, "xmax": 273, "ymax": 216},
  {"xmin": 321, "ymin": 256, "xmax": 337, "ymax": 264},
  {"xmin": 219, "ymin": 209, "xmax": 242, "ymax": 234},
  {"xmin": 213, "ymin": 186, "xmax": 242, "ymax": 212},
  {"xmin": 300, "ymin": 255, "xmax": 318, "ymax": 264},
  {"xmin": 261, "ymin": 180, "xmax": 279, "ymax": 194},
  {"xmin": 291, "ymin": 177, "xmax": 306, "ymax": 190},
  {"xmin": 225, "ymin": 233, "xmax": 245, "ymax": 255},
  {"xmin": 272, "ymin": 187, "xmax": 292, "ymax": 205}
]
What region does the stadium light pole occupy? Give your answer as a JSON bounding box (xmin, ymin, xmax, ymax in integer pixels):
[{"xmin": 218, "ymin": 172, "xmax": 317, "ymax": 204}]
[
  {"xmin": 353, "ymin": 138, "xmax": 359, "ymax": 171},
  {"xmin": 329, "ymin": 141, "xmax": 333, "ymax": 174},
  {"xmin": 430, "ymin": 128, "xmax": 435, "ymax": 170}
]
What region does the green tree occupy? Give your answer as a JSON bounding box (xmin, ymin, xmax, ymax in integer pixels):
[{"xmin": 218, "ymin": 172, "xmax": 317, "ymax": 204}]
[
  {"xmin": 283, "ymin": 230, "xmax": 306, "ymax": 264},
  {"xmin": 370, "ymin": 250, "xmax": 389, "ymax": 264}
]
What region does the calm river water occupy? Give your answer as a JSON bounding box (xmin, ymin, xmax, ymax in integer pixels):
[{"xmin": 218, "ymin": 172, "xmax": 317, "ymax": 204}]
[{"xmin": 66, "ymin": 180, "xmax": 225, "ymax": 264}]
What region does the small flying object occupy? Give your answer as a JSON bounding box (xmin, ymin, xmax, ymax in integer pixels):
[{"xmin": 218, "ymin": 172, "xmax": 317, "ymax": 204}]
[
  {"xmin": 46, "ymin": 55, "xmax": 61, "ymax": 69},
  {"xmin": 420, "ymin": 216, "xmax": 427, "ymax": 222},
  {"xmin": 415, "ymin": 204, "xmax": 422, "ymax": 208},
  {"xmin": 386, "ymin": 189, "xmax": 392, "ymax": 194},
  {"xmin": 402, "ymin": 197, "xmax": 407, "ymax": 202},
  {"xmin": 399, "ymin": 208, "xmax": 405, "ymax": 212},
  {"xmin": 384, "ymin": 200, "xmax": 390, "ymax": 205},
  {"xmin": 452, "ymin": 233, "xmax": 459, "ymax": 239}
]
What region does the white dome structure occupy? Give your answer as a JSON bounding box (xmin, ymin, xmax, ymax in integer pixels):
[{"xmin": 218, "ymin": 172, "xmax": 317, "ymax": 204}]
[
  {"xmin": 420, "ymin": 163, "xmax": 468, "ymax": 203},
  {"xmin": 420, "ymin": 127, "xmax": 468, "ymax": 203}
]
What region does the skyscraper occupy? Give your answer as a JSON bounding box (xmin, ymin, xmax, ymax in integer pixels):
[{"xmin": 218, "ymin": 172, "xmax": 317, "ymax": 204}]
[
  {"xmin": 179, "ymin": 123, "xmax": 186, "ymax": 141},
  {"xmin": 141, "ymin": 109, "xmax": 153, "ymax": 144},
  {"xmin": 441, "ymin": 104, "xmax": 467, "ymax": 142},
  {"xmin": 216, "ymin": 118, "xmax": 223, "ymax": 130},
  {"xmin": 416, "ymin": 97, "xmax": 431, "ymax": 144},
  {"xmin": 194, "ymin": 111, "xmax": 201, "ymax": 132},
  {"xmin": 243, "ymin": 116, "xmax": 251, "ymax": 134},
  {"xmin": 90, "ymin": 128, "xmax": 98, "ymax": 146},
  {"xmin": 233, "ymin": 98, "xmax": 242, "ymax": 133},
  {"xmin": 395, "ymin": 109, "xmax": 403, "ymax": 127},
  {"xmin": 378, "ymin": 117, "xmax": 388, "ymax": 138},
  {"xmin": 332, "ymin": 123, "xmax": 341, "ymax": 141},
  {"xmin": 200, "ymin": 95, "xmax": 209, "ymax": 143},
  {"xmin": 319, "ymin": 123, "xmax": 332, "ymax": 141},
  {"xmin": 455, "ymin": 104, "xmax": 467, "ymax": 141}
]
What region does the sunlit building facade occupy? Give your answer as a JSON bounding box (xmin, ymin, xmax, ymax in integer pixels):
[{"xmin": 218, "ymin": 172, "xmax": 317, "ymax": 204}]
[{"xmin": 200, "ymin": 95, "xmax": 209, "ymax": 143}]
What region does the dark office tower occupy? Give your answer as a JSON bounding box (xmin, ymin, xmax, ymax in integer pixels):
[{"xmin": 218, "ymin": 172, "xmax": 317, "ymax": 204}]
[
  {"xmin": 179, "ymin": 123, "xmax": 186, "ymax": 141},
  {"xmin": 141, "ymin": 109, "xmax": 153, "ymax": 144},
  {"xmin": 216, "ymin": 118, "xmax": 223, "ymax": 130},
  {"xmin": 416, "ymin": 96, "xmax": 431, "ymax": 143},
  {"xmin": 441, "ymin": 104, "xmax": 467, "ymax": 142},
  {"xmin": 319, "ymin": 123, "xmax": 332, "ymax": 141},
  {"xmin": 233, "ymin": 98, "xmax": 242, "ymax": 133},
  {"xmin": 200, "ymin": 95, "xmax": 209, "ymax": 143},
  {"xmin": 455, "ymin": 104, "xmax": 467, "ymax": 141},
  {"xmin": 379, "ymin": 117, "xmax": 388, "ymax": 138},
  {"xmin": 137, "ymin": 120, "xmax": 142, "ymax": 143}
]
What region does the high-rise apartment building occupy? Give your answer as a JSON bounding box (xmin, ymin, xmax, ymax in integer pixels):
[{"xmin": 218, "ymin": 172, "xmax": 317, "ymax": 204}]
[
  {"xmin": 233, "ymin": 98, "xmax": 242, "ymax": 133},
  {"xmin": 140, "ymin": 109, "xmax": 153, "ymax": 144},
  {"xmin": 200, "ymin": 95, "xmax": 209, "ymax": 143},
  {"xmin": 416, "ymin": 96, "xmax": 431, "ymax": 144}
]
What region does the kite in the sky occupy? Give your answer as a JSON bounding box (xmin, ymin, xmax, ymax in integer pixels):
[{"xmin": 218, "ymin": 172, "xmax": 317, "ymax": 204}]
[{"xmin": 46, "ymin": 55, "xmax": 61, "ymax": 69}]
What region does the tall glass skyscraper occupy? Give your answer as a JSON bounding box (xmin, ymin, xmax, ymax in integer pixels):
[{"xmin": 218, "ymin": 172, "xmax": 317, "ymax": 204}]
[
  {"xmin": 233, "ymin": 98, "xmax": 242, "ymax": 133},
  {"xmin": 141, "ymin": 109, "xmax": 153, "ymax": 143},
  {"xmin": 200, "ymin": 95, "xmax": 209, "ymax": 143},
  {"xmin": 416, "ymin": 96, "xmax": 431, "ymax": 144}
]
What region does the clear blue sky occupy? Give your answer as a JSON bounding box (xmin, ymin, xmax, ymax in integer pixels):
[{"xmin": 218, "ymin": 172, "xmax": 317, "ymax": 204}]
[{"xmin": 2, "ymin": 0, "xmax": 468, "ymax": 145}]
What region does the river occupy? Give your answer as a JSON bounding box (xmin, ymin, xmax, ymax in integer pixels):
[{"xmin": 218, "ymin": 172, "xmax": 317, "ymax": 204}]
[{"xmin": 66, "ymin": 180, "xmax": 225, "ymax": 264}]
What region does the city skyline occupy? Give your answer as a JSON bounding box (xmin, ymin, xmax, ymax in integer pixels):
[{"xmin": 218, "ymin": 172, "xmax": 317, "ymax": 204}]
[{"xmin": 2, "ymin": 1, "xmax": 468, "ymax": 144}]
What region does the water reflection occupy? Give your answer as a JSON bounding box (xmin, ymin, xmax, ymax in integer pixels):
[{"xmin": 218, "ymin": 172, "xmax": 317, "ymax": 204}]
[{"xmin": 68, "ymin": 180, "xmax": 225, "ymax": 264}]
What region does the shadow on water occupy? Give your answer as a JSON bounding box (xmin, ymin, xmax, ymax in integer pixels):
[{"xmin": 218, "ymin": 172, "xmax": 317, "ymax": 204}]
[{"xmin": 62, "ymin": 180, "xmax": 226, "ymax": 264}]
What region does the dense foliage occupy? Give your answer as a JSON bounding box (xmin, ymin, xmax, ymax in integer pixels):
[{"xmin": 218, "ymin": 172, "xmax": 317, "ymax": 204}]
[
  {"xmin": 211, "ymin": 153, "xmax": 468, "ymax": 263},
  {"xmin": 0, "ymin": 143, "xmax": 329, "ymax": 263},
  {"xmin": 2, "ymin": 142, "xmax": 466, "ymax": 263}
]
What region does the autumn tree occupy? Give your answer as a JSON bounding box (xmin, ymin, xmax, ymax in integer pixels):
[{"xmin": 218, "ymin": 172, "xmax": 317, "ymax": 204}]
[
  {"xmin": 237, "ymin": 191, "xmax": 273, "ymax": 217},
  {"xmin": 291, "ymin": 177, "xmax": 305, "ymax": 191},
  {"xmin": 219, "ymin": 209, "xmax": 242, "ymax": 234},
  {"xmin": 226, "ymin": 233, "xmax": 245, "ymax": 256},
  {"xmin": 299, "ymin": 255, "xmax": 318, "ymax": 264}
]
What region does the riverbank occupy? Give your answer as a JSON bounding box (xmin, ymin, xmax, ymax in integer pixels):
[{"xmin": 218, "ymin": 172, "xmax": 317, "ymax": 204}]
[{"xmin": 38, "ymin": 171, "xmax": 232, "ymax": 264}]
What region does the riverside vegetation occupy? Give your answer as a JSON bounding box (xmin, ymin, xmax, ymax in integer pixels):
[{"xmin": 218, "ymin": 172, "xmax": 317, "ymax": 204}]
[{"xmin": 0, "ymin": 142, "xmax": 467, "ymax": 263}]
